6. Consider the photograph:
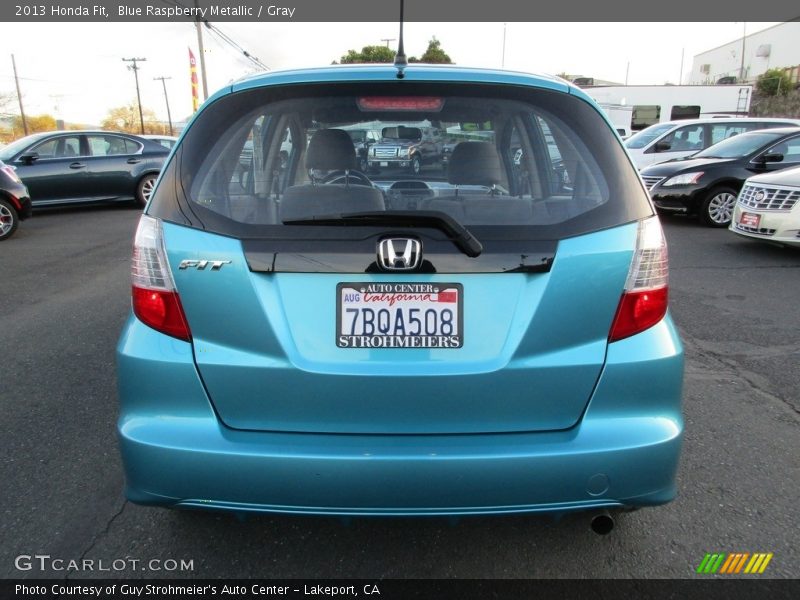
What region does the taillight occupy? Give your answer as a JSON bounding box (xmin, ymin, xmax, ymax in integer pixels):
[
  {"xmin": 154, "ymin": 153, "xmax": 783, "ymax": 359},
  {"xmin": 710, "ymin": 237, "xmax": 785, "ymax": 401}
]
[
  {"xmin": 609, "ymin": 217, "xmax": 669, "ymax": 342},
  {"xmin": 131, "ymin": 215, "xmax": 191, "ymax": 341}
]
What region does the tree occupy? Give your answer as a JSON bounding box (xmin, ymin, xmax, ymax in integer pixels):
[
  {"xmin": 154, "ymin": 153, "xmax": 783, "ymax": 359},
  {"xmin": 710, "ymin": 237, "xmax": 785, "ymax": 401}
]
[
  {"xmin": 756, "ymin": 68, "xmax": 793, "ymax": 96},
  {"xmin": 12, "ymin": 114, "xmax": 56, "ymax": 133},
  {"xmin": 417, "ymin": 37, "xmax": 453, "ymax": 64},
  {"xmin": 101, "ymin": 102, "xmax": 166, "ymax": 134},
  {"xmin": 339, "ymin": 45, "xmax": 395, "ymax": 64}
]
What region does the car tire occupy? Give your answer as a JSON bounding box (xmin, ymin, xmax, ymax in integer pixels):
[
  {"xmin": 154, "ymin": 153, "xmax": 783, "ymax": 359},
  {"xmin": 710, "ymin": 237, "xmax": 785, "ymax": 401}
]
[
  {"xmin": 700, "ymin": 186, "xmax": 737, "ymax": 227},
  {"xmin": 0, "ymin": 197, "xmax": 19, "ymax": 241},
  {"xmin": 410, "ymin": 156, "xmax": 421, "ymax": 175},
  {"xmin": 135, "ymin": 173, "xmax": 158, "ymax": 208}
]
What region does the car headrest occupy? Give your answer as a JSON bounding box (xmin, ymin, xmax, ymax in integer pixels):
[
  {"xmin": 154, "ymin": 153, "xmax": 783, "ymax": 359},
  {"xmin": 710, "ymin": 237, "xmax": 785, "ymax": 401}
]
[
  {"xmin": 447, "ymin": 142, "xmax": 503, "ymax": 186},
  {"xmin": 306, "ymin": 129, "xmax": 356, "ymax": 171}
]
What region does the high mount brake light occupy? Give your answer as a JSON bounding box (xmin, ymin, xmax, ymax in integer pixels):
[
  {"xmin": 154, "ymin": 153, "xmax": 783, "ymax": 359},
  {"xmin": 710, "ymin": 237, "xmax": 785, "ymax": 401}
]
[
  {"xmin": 357, "ymin": 97, "xmax": 444, "ymax": 111},
  {"xmin": 130, "ymin": 215, "xmax": 191, "ymax": 341},
  {"xmin": 609, "ymin": 217, "xmax": 669, "ymax": 342}
]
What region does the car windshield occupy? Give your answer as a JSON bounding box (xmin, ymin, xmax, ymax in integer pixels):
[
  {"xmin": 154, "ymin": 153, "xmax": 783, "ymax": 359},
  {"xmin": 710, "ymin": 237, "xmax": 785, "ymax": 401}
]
[
  {"xmin": 624, "ymin": 123, "xmax": 676, "ymax": 149},
  {"xmin": 0, "ymin": 133, "xmax": 48, "ymax": 161},
  {"xmin": 693, "ymin": 131, "xmax": 785, "ymax": 159},
  {"xmin": 173, "ymin": 82, "xmax": 647, "ymax": 237}
]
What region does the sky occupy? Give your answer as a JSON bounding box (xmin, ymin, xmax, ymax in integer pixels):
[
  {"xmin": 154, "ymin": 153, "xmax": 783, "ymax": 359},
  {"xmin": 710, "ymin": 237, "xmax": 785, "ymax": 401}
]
[{"xmin": 0, "ymin": 21, "xmax": 780, "ymax": 127}]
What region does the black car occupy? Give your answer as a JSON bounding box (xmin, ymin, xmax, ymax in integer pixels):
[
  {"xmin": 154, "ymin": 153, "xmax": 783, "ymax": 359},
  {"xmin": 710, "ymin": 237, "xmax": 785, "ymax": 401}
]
[
  {"xmin": 0, "ymin": 159, "xmax": 32, "ymax": 241},
  {"xmin": 0, "ymin": 131, "xmax": 170, "ymax": 209},
  {"xmin": 641, "ymin": 127, "xmax": 800, "ymax": 227}
]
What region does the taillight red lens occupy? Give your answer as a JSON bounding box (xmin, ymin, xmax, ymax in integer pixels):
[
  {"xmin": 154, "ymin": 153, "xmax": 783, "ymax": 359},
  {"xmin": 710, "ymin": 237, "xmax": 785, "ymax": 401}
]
[
  {"xmin": 608, "ymin": 287, "xmax": 668, "ymax": 342},
  {"xmin": 130, "ymin": 215, "xmax": 192, "ymax": 341},
  {"xmin": 132, "ymin": 286, "xmax": 191, "ymax": 341},
  {"xmin": 608, "ymin": 217, "xmax": 669, "ymax": 342}
]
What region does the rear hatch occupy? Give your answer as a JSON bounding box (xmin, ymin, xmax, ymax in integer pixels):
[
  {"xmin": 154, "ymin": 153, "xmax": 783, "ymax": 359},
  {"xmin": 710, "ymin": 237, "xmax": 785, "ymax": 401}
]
[{"xmin": 147, "ymin": 77, "xmax": 654, "ymax": 434}]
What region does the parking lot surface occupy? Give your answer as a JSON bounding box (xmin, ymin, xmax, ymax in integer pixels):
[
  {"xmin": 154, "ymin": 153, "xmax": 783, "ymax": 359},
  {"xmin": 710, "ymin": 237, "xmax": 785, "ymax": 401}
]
[{"xmin": 1, "ymin": 206, "xmax": 798, "ymax": 578}]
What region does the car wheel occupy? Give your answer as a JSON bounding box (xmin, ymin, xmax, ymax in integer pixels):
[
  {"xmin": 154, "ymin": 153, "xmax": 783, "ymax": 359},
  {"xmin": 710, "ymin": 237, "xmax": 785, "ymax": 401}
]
[
  {"xmin": 135, "ymin": 173, "xmax": 158, "ymax": 208},
  {"xmin": 410, "ymin": 156, "xmax": 421, "ymax": 175},
  {"xmin": 0, "ymin": 197, "xmax": 19, "ymax": 241},
  {"xmin": 700, "ymin": 186, "xmax": 737, "ymax": 227}
]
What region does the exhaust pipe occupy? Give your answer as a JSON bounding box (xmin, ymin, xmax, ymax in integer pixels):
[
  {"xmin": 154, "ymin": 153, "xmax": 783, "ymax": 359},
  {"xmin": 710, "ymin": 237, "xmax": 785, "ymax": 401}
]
[{"xmin": 590, "ymin": 510, "xmax": 615, "ymax": 535}]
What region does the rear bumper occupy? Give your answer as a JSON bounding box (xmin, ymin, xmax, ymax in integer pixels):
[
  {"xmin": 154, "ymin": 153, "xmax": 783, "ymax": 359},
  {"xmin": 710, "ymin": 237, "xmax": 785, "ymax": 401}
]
[{"xmin": 117, "ymin": 316, "xmax": 684, "ymax": 516}]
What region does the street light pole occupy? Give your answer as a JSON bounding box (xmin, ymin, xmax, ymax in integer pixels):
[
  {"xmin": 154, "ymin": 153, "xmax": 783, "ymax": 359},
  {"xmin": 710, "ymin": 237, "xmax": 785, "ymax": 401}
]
[
  {"xmin": 154, "ymin": 76, "xmax": 174, "ymax": 136},
  {"xmin": 122, "ymin": 57, "xmax": 147, "ymax": 134}
]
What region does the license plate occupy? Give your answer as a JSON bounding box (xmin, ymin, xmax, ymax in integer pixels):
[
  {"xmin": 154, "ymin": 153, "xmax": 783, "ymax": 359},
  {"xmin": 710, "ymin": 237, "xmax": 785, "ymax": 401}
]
[
  {"xmin": 739, "ymin": 212, "xmax": 760, "ymax": 228},
  {"xmin": 337, "ymin": 282, "xmax": 463, "ymax": 348},
  {"xmin": 380, "ymin": 161, "xmax": 389, "ymax": 167}
]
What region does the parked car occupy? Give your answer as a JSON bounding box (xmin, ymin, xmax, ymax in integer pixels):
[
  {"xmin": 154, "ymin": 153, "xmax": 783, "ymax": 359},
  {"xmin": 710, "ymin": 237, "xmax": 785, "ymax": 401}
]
[
  {"xmin": 625, "ymin": 117, "xmax": 800, "ymax": 169},
  {"xmin": 0, "ymin": 160, "xmax": 32, "ymax": 241},
  {"xmin": 729, "ymin": 165, "xmax": 800, "ymax": 247},
  {"xmin": 368, "ymin": 123, "xmax": 443, "ymax": 174},
  {"xmin": 117, "ymin": 64, "xmax": 683, "ymax": 531},
  {"xmin": 642, "ymin": 127, "xmax": 800, "ymax": 227},
  {"xmin": 0, "ymin": 130, "xmax": 169, "ymax": 208},
  {"xmin": 341, "ymin": 127, "xmax": 381, "ymax": 172},
  {"xmin": 141, "ymin": 135, "xmax": 179, "ymax": 150}
]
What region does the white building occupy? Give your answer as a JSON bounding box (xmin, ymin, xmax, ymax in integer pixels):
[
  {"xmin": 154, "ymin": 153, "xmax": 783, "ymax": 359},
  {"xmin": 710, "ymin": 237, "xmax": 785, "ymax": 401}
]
[{"xmin": 690, "ymin": 22, "xmax": 800, "ymax": 85}]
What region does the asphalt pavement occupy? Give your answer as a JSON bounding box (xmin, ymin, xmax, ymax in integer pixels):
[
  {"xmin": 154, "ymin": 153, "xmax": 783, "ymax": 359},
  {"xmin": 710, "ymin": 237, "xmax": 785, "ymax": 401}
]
[{"xmin": 1, "ymin": 205, "xmax": 798, "ymax": 579}]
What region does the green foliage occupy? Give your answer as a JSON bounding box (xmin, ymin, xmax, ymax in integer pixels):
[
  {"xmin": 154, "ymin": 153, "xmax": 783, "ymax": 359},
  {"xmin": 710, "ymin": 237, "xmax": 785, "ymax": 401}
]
[
  {"xmin": 338, "ymin": 38, "xmax": 454, "ymax": 65},
  {"xmin": 418, "ymin": 37, "xmax": 453, "ymax": 64},
  {"xmin": 339, "ymin": 46, "xmax": 395, "ymax": 64},
  {"xmin": 756, "ymin": 68, "xmax": 793, "ymax": 96}
]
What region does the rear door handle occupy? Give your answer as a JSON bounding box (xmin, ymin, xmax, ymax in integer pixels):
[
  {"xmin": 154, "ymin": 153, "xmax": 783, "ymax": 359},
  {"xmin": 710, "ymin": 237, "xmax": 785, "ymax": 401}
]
[
  {"xmin": 69, "ymin": 162, "xmax": 86, "ymax": 169},
  {"xmin": 127, "ymin": 158, "xmax": 141, "ymax": 164}
]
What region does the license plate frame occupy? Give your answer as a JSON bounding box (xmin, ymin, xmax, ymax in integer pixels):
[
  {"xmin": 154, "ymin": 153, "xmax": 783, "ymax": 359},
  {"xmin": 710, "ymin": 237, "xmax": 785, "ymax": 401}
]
[{"xmin": 336, "ymin": 282, "xmax": 463, "ymax": 349}]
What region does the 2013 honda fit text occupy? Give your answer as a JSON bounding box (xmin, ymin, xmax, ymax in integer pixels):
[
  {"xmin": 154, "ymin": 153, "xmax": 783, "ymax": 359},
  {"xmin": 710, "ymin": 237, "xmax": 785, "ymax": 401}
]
[{"xmin": 116, "ymin": 63, "xmax": 684, "ymax": 527}]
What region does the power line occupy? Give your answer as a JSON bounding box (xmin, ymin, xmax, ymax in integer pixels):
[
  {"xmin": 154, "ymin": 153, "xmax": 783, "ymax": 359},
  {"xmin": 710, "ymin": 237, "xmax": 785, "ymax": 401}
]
[{"xmin": 161, "ymin": 0, "xmax": 269, "ymax": 72}]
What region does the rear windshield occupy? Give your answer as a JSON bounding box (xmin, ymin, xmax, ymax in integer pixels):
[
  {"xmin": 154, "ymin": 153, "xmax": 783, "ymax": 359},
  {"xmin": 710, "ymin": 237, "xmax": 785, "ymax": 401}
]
[{"xmin": 166, "ymin": 82, "xmax": 650, "ymax": 237}]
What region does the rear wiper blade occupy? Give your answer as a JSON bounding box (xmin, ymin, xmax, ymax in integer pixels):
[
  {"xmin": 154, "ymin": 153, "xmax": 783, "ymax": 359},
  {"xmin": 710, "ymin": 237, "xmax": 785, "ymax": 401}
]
[{"xmin": 283, "ymin": 210, "xmax": 483, "ymax": 257}]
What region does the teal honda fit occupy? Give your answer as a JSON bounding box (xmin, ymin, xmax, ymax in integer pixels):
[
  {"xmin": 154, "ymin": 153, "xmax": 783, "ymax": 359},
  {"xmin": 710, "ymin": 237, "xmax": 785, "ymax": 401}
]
[{"xmin": 117, "ymin": 63, "xmax": 683, "ymax": 533}]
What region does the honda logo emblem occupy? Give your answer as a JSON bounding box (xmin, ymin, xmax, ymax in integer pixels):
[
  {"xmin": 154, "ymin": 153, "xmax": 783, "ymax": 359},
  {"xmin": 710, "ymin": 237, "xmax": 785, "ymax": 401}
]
[{"xmin": 377, "ymin": 238, "xmax": 422, "ymax": 271}]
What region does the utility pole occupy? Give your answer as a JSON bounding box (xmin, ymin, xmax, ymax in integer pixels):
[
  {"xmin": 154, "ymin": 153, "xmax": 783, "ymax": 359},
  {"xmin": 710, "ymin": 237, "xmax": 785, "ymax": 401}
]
[
  {"xmin": 153, "ymin": 76, "xmax": 174, "ymax": 136},
  {"xmin": 11, "ymin": 54, "xmax": 28, "ymax": 136},
  {"xmin": 679, "ymin": 48, "xmax": 685, "ymax": 85},
  {"xmin": 194, "ymin": 0, "xmax": 209, "ymax": 100},
  {"xmin": 122, "ymin": 57, "xmax": 147, "ymax": 134},
  {"xmin": 380, "ymin": 38, "xmax": 396, "ymax": 48}
]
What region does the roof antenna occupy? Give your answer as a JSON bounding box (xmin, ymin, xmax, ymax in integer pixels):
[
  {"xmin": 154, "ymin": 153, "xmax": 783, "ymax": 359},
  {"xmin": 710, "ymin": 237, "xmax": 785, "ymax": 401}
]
[{"xmin": 393, "ymin": 0, "xmax": 407, "ymax": 78}]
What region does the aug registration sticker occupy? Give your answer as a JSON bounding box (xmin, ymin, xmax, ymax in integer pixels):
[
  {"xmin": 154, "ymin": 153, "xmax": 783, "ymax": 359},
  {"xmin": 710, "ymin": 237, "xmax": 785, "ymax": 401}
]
[{"xmin": 336, "ymin": 282, "xmax": 463, "ymax": 348}]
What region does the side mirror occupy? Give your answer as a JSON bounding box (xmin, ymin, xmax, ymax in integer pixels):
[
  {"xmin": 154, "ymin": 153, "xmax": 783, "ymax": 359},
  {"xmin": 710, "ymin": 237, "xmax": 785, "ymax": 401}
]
[
  {"xmin": 654, "ymin": 141, "xmax": 672, "ymax": 152},
  {"xmin": 19, "ymin": 152, "xmax": 39, "ymax": 165},
  {"xmin": 760, "ymin": 152, "xmax": 784, "ymax": 163}
]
